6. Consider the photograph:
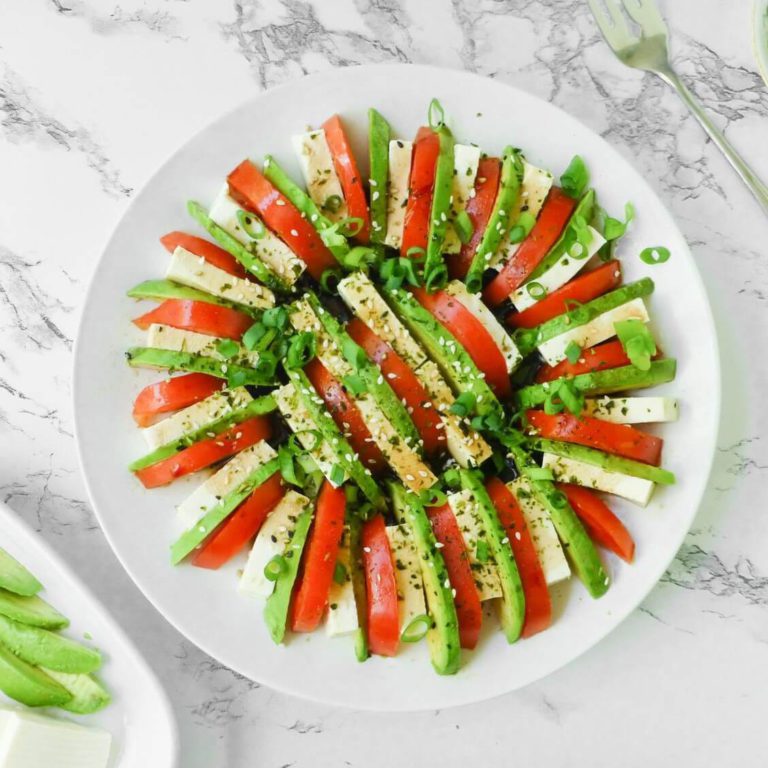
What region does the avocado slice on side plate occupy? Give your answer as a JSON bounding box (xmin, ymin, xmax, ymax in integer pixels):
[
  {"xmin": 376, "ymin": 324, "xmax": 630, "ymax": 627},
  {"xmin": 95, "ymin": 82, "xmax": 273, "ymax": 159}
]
[
  {"xmin": 0, "ymin": 589, "xmax": 68, "ymax": 630},
  {"xmin": 0, "ymin": 547, "xmax": 42, "ymax": 597},
  {"xmin": 0, "ymin": 643, "xmax": 71, "ymax": 707},
  {"xmin": 41, "ymin": 669, "xmax": 111, "ymax": 714}
]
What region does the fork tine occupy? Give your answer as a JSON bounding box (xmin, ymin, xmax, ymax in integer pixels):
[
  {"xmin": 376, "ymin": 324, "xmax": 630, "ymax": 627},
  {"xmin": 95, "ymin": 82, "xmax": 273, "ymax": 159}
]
[
  {"xmin": 587, "ymin": 0, "xmax": 638, "ymax": 50},
  {"xmin": 620, "ymin": 0, "xmax": 668, "ymax": 38}
]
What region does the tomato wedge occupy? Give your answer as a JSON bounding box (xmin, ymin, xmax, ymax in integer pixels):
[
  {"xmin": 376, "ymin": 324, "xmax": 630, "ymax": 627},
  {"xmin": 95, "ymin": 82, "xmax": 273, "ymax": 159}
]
[
  {"xmin": 227, "ymin": 159, "xmax": 337, "ymax": 281},
  {"xmin": 446, "ymin": 157, "xmax": 501, "ymax": 280},
  {"xmin": 346, "ymin": 318, "xmax": 445, "ymax": 456},
  {"xmin": 426, "ymin": 503, "xmax": 483, "ymax": 649},
  {"xmin": 400, "ymin": 126, "xmax": 439, "ymax": 257},
  {"xmin": 322, "ymin": 114, "xmax": 371, "ymax": 243},
  {"xmin": 507, "ymin": 260, "xmax": 622, "ymax": 329},
  {"xmin": 160, "ymin": 231, "xmax": 246, "ymax": 278},
  {"xmin": 304, "ymin": 358, "xmax": 388, "ymax": 475},
  {"xmin": 557, "ymin": 484, "xmax": 635, "ymax": 563},
  {"xmin": 485, "ymin": 478, "xmax": 551, "ymax": 638},
  {"xmin": 134, "ymin": 416, "xmax": 272, "ymax": 488},
  {"xmin": 536, "ymin": 340, "xmax": 632, "ymax": 383},
  {"xmin": 411, "ymin": 286, "xmax": 512, "ymax": 400},
  {"xmin": 361, "ymin": 514, "xmax": 399, "ymax": 657},
  {"xmin": 132, "ymin": 299, "xmax": 253, "ymax": 340},
  {"xmin": 526, "ymin": 410, "xmax": 663, "ymax": 465},
  {"xmin": 192, "ymin": 471, "xmax": 285, "ymax": 569},
  {"xmin": 132, "ymin": 373, "xmax": 223, "ymax": 427},
  {"xmin": 289, "ymin": 482, "xmax": 347, "ymax": 632},
  {"xmin": 484, "ymin": 188, "xmax": 577, "ymax": 307}
]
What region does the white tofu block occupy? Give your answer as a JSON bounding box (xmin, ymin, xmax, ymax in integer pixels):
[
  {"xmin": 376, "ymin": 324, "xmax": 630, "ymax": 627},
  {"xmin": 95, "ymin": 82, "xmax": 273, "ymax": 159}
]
[
  {"xmin": 443, "ymin": 143, "xmax": 481, "ymax": 253},
  {"xmin": 384, "ymin": 140, "xmax": 413, "ymax": 249},
  {"xmin": 583, "ymin": 396, "xmax": 679, "ymax": 424},
  {"xmin": 325, "ymin": 528, "xmax": 359, "ymax": 636},
  {"xmin": 386, "ymin": 524, "xmax": 427, "ymax": 632},
  {"xmin": 291, "ymin": 129, "xmax": 349, "ymax": 222},
  {"xmin": 145, "ymin": 324, "xmax": 260, "ymax": 368}
]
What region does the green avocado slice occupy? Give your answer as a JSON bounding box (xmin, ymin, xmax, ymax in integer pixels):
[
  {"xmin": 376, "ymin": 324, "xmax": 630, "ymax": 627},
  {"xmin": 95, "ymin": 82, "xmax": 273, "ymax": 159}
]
[
  {"xmin": 0, "ymin": 548, "xmax": 42, "ymax": 597},
  {"xmin": 389, "ymin": 483, "xmax": 461, "ymax": 675},
  {"xmin": 368, "ymin": 109, "xmax": 390, "ymax": 244},
  {"xmin": 346, "ymin": 515, "xmax": 370, "ymax": 662},
  {"xmin": 127, "ymin": 279, "xmax": 260, "ymax": 317},
  {"xmin": 0, "ymin": 643, "xmax": 71, "ymax": 707},
  {"xmin": 42, "ymin": 669, "xmax": 110, "ymax": 714},
  {"xmin": 0, "ymin": 590, "xmax": 68, "ymax": 630}
]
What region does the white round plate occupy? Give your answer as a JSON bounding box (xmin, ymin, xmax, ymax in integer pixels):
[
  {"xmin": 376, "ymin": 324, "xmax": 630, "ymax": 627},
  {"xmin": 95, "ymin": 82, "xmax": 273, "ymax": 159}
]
[
  {"xmin": 754, "ymin": 0, "xmax": 768, "ymax": 86},
  {"xmin": 0, "ymin": 501, "xmax": 178, "ymax": 766},
  {"xmin": 73, "ymin": 64, "xmax": 720, "ymax": 711}
]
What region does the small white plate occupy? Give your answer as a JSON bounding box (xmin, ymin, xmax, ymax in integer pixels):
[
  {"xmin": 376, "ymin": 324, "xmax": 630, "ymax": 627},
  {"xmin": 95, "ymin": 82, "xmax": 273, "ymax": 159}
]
[
  {"xmin": 0, "ymin": 501, "xmax": 179, "ymax": 766},
  {"xmin": 73, "ymin": 64, "xmax": 720, "ymax": 711},
  {"xmin": 754, "ymin": 0, "xmax": 768, "ymax": 86}
]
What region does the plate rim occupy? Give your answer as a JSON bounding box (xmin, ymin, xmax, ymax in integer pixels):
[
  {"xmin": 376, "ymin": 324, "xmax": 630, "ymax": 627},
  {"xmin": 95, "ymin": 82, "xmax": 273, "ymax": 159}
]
[
  {"xmin": 754, "ymin": 0, "xmax": 768, "ymax": 87},
  {"xmin": 72, "ymin": 62, "xmax": 722, "ymax": 711}
]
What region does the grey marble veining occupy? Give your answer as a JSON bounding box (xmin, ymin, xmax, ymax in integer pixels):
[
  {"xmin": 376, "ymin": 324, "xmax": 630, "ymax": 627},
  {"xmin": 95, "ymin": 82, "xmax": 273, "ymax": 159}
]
[{"xmin": 0, "ymin": 0, "xmax": 767, "ymax": 765}]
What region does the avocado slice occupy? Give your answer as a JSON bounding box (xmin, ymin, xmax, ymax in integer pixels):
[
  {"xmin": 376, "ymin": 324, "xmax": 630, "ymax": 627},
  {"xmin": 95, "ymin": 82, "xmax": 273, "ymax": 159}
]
[
  {"xmin": 531, "ymin": 438, "xmax": 676, "ymax": 485},
  {"xmin": 458, "ymin": 469, "xmax": 525, "ymax": 643},
  {"xmin": 506, "ymin": 441, "xmax": 609, "ymax": 598},
  {"xmin": 389, "ymin": 483, "xmax": 460, "ymax": 675},
  {"xmin": 465, "ymin": 147, "xmax": 524, "ymax": 293},
  {"xmin": 301, "ymin": 291, "xmax": 421, "ymax": 451},
  {"xmin": 187, "ymin": 200, "xmax": 289, "ymax": 293},
  {"xmin": 0, "ymin": 615, "xmax": 101, "ymax": 674},
  {"xmin": 382, "ymin": 285, "xmax": 502, "ymax": 419},
  {"xmin": 129, "ymin": 394, "xmax": 276, "ymax": 472},
  {"xmin": 0, "ymin": 643, "xmax": 71, "ymax": 707},
  {"xmin": 368, "ymin": 109, "xmax": 390, "ymax": 244},
  {"xmin": 514, "ymin": 277, "xmax": 655, "ymax": 356},
  {"xmin": 170, "ymin": 458, "xmax": 281, "ymax": 564},
  {"xmin": 126, "ymin": 347, "xmax": 279, "ymax": 387},
  {"xmin": 423, "ymin": 123, "xmax": 455, "ymax": 282},
  {"xmin": 0, "ymin": 548, "xmax": 42, "ymax": 597},
  {"xmin": 346, "ymin": 515, "xmax": 369, "ymax": 662},
  {"xmin": 42, "ymin": 669, "xmax": 110, "ymax": 714},
  {"xmin": 0, "ymin": 590, "xmax": 68, "ymax": 630},
  {"xmin": 517, "ymin": 359, "xmax": 677, "ymax": 409},
  {"xmin": 263, "ymin": 500, "xmax": 314, "ymax": 644},
  {"xmin": 127, "ymin": 279, "xmax": 260, "ymax": 317},
  {"xmin": 285, "ymin": 367, "xmax": 383, "ymax": 509}
]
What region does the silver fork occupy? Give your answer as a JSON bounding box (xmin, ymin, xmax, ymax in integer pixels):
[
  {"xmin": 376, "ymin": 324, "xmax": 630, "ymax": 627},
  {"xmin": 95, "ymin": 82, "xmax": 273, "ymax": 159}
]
[{"xmin": 588, "ymin": 0, "xmax": 768, "ymax": 214}]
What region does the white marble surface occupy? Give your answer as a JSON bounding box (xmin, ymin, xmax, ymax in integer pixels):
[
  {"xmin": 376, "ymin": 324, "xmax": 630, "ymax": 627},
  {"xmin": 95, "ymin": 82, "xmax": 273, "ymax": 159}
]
[{"xmin": 0, "ymin": 0, "xmax": 767, "ymax": 765}]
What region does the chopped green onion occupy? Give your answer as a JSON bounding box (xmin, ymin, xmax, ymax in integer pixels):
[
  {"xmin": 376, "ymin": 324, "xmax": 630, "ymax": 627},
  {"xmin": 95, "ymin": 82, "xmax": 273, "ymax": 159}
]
[
  {"xmin": 428, "ymin": 98, "xmax": 445, "ymax": 130},
  {"xmin": 242, "ymin": 322, "xmax": 267, "ymax": 351},
  {"xmin": 400, "ymin": 613, "xmax": 434, "ymax": 643},
  {"xmin": 342, "ymin": 338, "xmax": 368, "ymax": 368},
  {"xmin": 254, "ymin": 351, "xmax": 277, "ymax": 379},
  {"xmin": 507, "ymin": 211, "xmax": 536, "ymax": 244},
  {"xmin": 289, "ymin": 430, "xmax": 322, "ymax": 453},
  {"xmin": 216, "ymin": 339, "xmax": 239, "ymax": 359},
  {"xmin": 549, "ymin": 490, "xmax": 568, "ymax": 509},
  {"xmin": 564, "ymin": 298, "xmax": 589, "ymax": 325},
  {"xmin": 558, "ymin": 379, "xmax": 584, "ymax": 416},
  {"xmin": 526, "ymin": 281, "xmax": 547, "ymax": 301},
  {"xmin": 615, "ymin": 318, "xmax": 656, "ymax": 371},
  {"xmin": 565, "ymin": 340, "xmax": 582, "ymax": 365},
  {"xmin": 264, "ymin": 555, "xmax": 288, "ymax": 581},
  {"xmin": 339, "ymin": 217, "xmax": 364, "ymax": 237},
  {"xmin": 524, "ymin": 466, "xmax": 554, "ymax": 482},
  {"xmin": 475, "ymin": 539, "xmax": 490, "ymax": 563},
  {"xmin": 330, "ymin": 464, "xmax": 346, "ymax": 487},
  {"xmin": 333, "ymin": 561, "xmax": 348, "ymax": 585},
  {"xmin": 559, "ymin": 155, "xmax": 589, "ymax": 200},
  {"xmin": 443, "ymin": 468, "xmax": 461, "ymax": 489},
  {"xmin": 279, "ymin": 444, "xmax": 303, "ymax": 487},
  {"xmin": 603, "ymin": 202, "xmax": 635, "ymax": 241},
  {"xmin": 639, "ymin": 246, "xmax": 670, "ymax": 265},
  {"xmin": 286, "ymin": 332, "xmax": 316, "ymax": 369},
  {"xmin": 236, "ymin": 209, "xmax": 266, "ymax": 240},
  {"xmin": 322, "ymin": 194, "xmax": 343, "ymax": 213},
  {"xmin": 453, "ymin": 210, "xmax": 474, "ymax": 244},
  {"xmin": 424, "ymin": 263, "xmax": 448, "ymax": 292},
  {"xmin": 418, "ymin": 487, "xmax": 447, "ymax": 508},
  {"xmin": 450, "ymin": 391, "xmax": 477, "ymax": 418},
  {"xmin": 227, "ymin": 369, "xmax": 248, "ymax": 388},
  {"xmin": 262, "ymin": 306, "xmax": 288, "ymax": 330},
  {"xmin": 320, "ymin": 268, "xmax": 343, "ymax": 293},
  {"xmin": 342, "ymin": 373, "xmax": 367, "ymax": 396},
  {"xmin": 406, "ymin": 246, "xmax": 426, "ymax": 262}
]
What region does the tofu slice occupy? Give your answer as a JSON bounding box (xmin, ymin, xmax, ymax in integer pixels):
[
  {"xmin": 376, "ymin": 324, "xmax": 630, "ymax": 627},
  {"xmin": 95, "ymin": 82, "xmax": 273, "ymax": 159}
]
[
  {"xmin": 208, "ymin": 185, "xmax": 305, "ymax": 285},
  {"xmin": 511, "ymin": 226, "xmax": 607, "ymax": 311},
  {"xmin": 538, "ymin": 297, "xmax": 650, "ymax": 366},
  {"xmin": 490, "ymin": 162, "xmax": 554, "ymax": 269},
  {"xmin": 141, "ymin": 386, "xmax": 251, "ymax": 449},
  {"xmin": 443, "ymin": 143, "xmax": 481, "ymax": 253},
  {"xmin": 386, "ymin": 524, "xmax": 427, "ymax": 632},
  {"xmin": 326, "ymin": 527, "xmax": 358, "ymax": 637},
  {"xmin": 145, "ymin": 323, "xmax": 260, "ymax": 368},
  {"xmin": 239, "ymin": 490, "xmax": 312, "ymax": 599},
  {"xmin": 507, "ymin": 478, "xmax": 571, "ymax": 585},
  {"xmin": 384, "ymin": 139, "xmax": 413, "ymax": 249},
  {"xmin": 444, "ymin": 280, "xmax": 522, "ymax": 373},
  {"xmin": 542, "ymin": 453, "xmax": 655, "ymax": 507},
  {"xmin": 337, "ymin": 272, "xmax": 427, "ymax": 370},
  {"xmin": 447, "ymin": 490, "xmax": 502, "ymax": 600},
  {"xmin": 583, "ymin": 396, "xmax": 679, "ymax": 424},
  {"xmin": 274, "ymin": 382, "xmax": 346, "ymax": 486},
  {"xmin": 166, "ymin": 245, "xmax": 274, "ymax": 310},
  {"xmin": 175, "ymin": 441, "xmax": 277, "ymax": 530},
  {"xmin": 291, "ymin": 129, "xmax": 349, "ymax": 223}
]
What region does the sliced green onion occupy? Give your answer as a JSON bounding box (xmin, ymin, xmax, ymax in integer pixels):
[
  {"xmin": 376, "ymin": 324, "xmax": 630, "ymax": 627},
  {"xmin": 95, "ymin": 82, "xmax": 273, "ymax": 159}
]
[
  {"xmin": 558, "ymin": 379, "xmax": 584, "ymax": 416},
  {"xmin": 564, "ymin": 340, "xmax": 582, "ymax": 365},
  {"xmin": 603, "ymin": 202, "xmax": 635, "ymax": 241},
  {"xmin": 262, "ymin": 306, "xmax": 288, "ymax": 330},
  {"xmin": 216, "ymin": 338, "xmax": 239, "ymax": 359},
  {"xmin": 475, "ymin": 539, "xmax": 490, "ymax": 563},
  {"xmin": 242, "ymin": 322, "xmax": 267, "ymax": 351},
  {"xmin": 639, "ymin": 246, "xmax": 670, "ymax": 265},
  {"xmin": 342, "ymin": 373, "xmax": 367, "ymax": 396},
  {"xmin": 450, "ymin": 391, "xmax": 477, "ymax": 418},
  {"xmin": 453, "ymin": 210, "xmax": 474, "ymax": 244},
  {"xmin": 526, "ymin": 281, "xmax": 547, "ymax": 301},
  {"xmin": 549, "ymin": 490, "xmax": 568, "ymax": 509},
  {"xmin": 279, "ymin": 444, "xmax": 303, "ymax": 486},
  {"xmin": 322, "ymin": 194, "xmax": 343, "ymax": 213},
  {"xmin": 333, "ymin": 561, "xmax": 348, "ymax": 585},
  {"xmin": 329, "ymin": 464, "xmax": 346, "ymax": 487},
  {"xmin": 405, "ymin": 246, "xmax": 426, "ymax": 263},
  {"xmin": 424, "ymin": 263, "xmax": 448, "ymax": 292},
  {"xmin": 286, "ymin": 332, "xmax": 316, "ymax": 369},
  {"xmin": 339, "ymin": 217, "xmax": 364, "ymax": 237},
  {"xmin": 227, "ymin": 369, "xmax": 248, "ymax": 388},
  {"xmin": 418, "ymin": 487, "xmax": 447, "ymax": 508},
  {"xmin": 524, "ymin": 465, "xmax": 554, "ymax": 482},
  {"xmin": 289, "ymin": 430, "xmax": 323, "ymax": 454},
  {"xmin": 615, "ymin": 318, "xmax": 656, "ymax": 371},
  {"xmin": 254, "ymin": 351, "xmax": 277, "ymax": 379},
  {"xmin": 400, "ymin": 613, "xmax": 434, "ymax": 643},
  {"xmin": 427, "ymin": 98, "xmax": 445, "ymax": 130},
  {"xmin": 236, "ymin": 209, "xmax": 266, "ymax": 240},
  {"xmin": 443, "ymin": 468, "xmax": 461, "ymax": 489},
  {"xmin": 559, "ymin": 155, "xmax": 589, "ymax": 200},
  {"xmin": 507, "ymin": 211, "xmax": 537, "ymax": 244},
  {"xmin": 320, "ymin": 268, "xmax": 343, "ymax": 293},
  {"xmin": 342, "ymin": 338, "xmax": 368, "ymax": 368},
  {"xmin": 264, "ymin": 555, "xmax": 288, "ymax": 581}
]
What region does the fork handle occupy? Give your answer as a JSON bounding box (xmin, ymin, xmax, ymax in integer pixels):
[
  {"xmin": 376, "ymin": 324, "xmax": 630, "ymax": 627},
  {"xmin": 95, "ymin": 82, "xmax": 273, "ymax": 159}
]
[{"xmin": 659, "ymin": 70, "xmax": 768, "ymax": 215}]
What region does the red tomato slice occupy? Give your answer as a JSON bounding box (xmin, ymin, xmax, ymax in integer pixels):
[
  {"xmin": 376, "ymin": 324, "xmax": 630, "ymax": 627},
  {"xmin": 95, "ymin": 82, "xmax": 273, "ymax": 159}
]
[
  {"xmin": 507, "ymin": 260, "xmax": 622, "ymax": 329},
  {"xmin": 134, "ymin": 416, "xmax": 272, "ymax": 488},
  {"xmin": 400, "ymin": 126, "xmax": 439, "ymax": 257},
  {"xmin": 227, "ymin": 160, "xmax": 337, "ymax": 281},
  {"xmin": 411, "ymin": 286, "xmax": 512, "ymax": 400},
  {"xmin": 192, "ymin": 472, "xmax": 285, "ymax": 569},
  {"xmin": 322, "ymin": 114, "xmax": 371, "ymax": 243},
  {"xmin": 362, "ymin": 515, "xmax": 399, "ymax": 657},
  {"xmin": 304, "ymin": 358, "xmax": 388, "ymax": 475},
  {"xmin": 557, "ymin": 484, "xmax": 635, "ymax": 563},
  {"xmin": 536, "ymin": 339, "xmax": 633, "ymax": 383},
  {"xmin": 132, "ymin": 373, "xmax": 223, "ymax": 427},
  {"xmin": 160, "ymin": 231, "xmax": 246, "ymax": 278},
  {"xmin": 132, "ymin": 299, "xmax": 253, "ymax": 340},
  {"xmin": 346, "ymin": 317, "xmax": 445, "ymax": 456},
  {"xmin": 485, "ymin": 478, "xmax": 552, "ymax": 638},
  {"xmin": 289, "ymin": 482, "xmax": 347, "ymax": 632},
  {"xmin": 426, "ymin": 503, "xmax": 483, "ymax": 649},
  {"xmin": 526, "ymin": 410, "xmax": 663, "ymax": 466},
  {"xmin": 446, "ymin": 157, "xmax": 501, "ymax": 280},
  {"xmin": 484, "ymin": 188, "xmax": 577, "ymax": 307}
]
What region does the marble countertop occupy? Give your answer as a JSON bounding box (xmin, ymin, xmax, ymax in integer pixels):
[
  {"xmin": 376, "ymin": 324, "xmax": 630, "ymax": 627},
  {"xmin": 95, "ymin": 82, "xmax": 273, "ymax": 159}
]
[{"xmin": 1, "ymin": 0, "xmax": 767, "ymax": 765}]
